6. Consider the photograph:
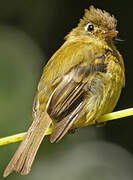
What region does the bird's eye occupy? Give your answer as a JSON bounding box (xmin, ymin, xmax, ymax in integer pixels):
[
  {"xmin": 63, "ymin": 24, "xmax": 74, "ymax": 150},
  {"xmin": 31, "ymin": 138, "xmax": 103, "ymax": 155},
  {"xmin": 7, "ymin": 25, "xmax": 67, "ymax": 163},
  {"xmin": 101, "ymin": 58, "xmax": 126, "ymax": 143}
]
[{"xmin": 85, "ymin": 24, "xmax": 94, "ymax": 32}]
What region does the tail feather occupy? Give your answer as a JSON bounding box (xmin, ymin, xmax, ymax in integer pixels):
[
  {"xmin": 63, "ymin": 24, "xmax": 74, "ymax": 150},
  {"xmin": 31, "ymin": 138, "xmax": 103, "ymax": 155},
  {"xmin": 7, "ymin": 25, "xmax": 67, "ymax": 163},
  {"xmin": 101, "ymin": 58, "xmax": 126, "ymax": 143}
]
[{"xmin": 3, "ymin": 111, "xmax": 52, "ymax": 177}]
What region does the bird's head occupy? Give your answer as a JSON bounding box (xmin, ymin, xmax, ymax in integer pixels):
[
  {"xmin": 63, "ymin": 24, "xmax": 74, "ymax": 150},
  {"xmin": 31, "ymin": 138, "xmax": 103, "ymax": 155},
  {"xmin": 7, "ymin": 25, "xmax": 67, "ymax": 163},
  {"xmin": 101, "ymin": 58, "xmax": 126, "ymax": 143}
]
[{"xmin": 66, "ymin": 6, "xmax": 118, "ymax": 42}]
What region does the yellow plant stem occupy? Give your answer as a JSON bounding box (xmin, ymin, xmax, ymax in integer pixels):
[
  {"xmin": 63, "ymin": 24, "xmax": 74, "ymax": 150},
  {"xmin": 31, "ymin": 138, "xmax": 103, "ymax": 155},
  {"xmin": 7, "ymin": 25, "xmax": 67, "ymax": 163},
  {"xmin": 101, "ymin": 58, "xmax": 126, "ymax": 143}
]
[
  {"xmin": 0, "ymin": 133, "xmax": 26, "ymax": 146},
  {"xmin": 85, "ymin": 107, "xmax": 133, "ymax": 126},
  {"xmin": 0, "ymin": 107, "xmax": 133, "ymax": 146},
  {"xmin": 0, "ymin": 127, "xmax": 53, "ymax": 146}
]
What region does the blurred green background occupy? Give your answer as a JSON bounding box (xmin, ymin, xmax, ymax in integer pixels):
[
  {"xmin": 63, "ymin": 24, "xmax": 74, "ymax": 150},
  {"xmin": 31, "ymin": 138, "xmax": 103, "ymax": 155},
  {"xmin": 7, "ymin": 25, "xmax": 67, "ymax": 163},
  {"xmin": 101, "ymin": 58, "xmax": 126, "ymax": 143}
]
[{"xmin": 0, "ymin": 0, "xmax": 133, "ymax": 179}]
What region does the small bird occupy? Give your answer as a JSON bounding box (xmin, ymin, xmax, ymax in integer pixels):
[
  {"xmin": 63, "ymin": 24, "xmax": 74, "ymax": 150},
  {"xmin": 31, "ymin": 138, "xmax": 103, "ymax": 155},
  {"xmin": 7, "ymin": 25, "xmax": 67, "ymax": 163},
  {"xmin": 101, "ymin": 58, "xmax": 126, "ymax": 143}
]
[{"xmin": 3, "ymin": 5, "xmax": 125, "ymax": 177}]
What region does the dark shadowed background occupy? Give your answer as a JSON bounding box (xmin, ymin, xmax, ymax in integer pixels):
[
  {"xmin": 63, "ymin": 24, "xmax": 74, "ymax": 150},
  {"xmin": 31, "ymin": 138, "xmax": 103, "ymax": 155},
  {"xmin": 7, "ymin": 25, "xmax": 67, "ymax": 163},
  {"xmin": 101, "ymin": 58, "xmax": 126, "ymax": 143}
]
[{"xmin": 0, "ymin": 0, "xmax": 133, "ymax": 180}]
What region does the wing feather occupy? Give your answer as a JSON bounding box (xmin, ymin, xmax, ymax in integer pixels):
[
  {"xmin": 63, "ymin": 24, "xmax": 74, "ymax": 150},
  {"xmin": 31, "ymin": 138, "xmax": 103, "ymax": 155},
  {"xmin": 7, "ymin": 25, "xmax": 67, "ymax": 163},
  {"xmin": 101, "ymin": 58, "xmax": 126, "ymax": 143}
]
[{"xmin": 47, "ymin": 56, "xmax": 106, "ymax": 142}]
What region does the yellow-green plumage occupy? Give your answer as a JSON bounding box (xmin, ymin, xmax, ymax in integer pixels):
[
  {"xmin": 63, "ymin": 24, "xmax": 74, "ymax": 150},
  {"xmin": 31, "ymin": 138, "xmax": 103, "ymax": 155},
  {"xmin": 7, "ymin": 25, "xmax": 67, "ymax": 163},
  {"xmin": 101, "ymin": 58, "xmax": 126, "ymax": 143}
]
[{"xmin": 3, "ymin": 5, "xmax": 125, "ymax": 177}]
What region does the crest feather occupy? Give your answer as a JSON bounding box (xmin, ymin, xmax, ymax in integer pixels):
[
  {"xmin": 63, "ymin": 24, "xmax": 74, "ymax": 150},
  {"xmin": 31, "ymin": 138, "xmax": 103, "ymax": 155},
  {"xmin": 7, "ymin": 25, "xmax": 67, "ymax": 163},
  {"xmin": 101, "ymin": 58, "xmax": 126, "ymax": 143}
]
[{"xmin": 79, "ymin": 5, "xmax": 117, "ymax": 30}]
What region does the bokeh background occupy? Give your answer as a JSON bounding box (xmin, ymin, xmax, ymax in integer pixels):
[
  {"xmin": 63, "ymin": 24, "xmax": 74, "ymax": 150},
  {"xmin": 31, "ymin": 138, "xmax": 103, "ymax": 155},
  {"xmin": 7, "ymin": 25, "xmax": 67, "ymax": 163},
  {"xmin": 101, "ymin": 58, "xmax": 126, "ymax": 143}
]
[{"xmin": 0, "ymin": 0, "xmax": 133, "ymax": 179}]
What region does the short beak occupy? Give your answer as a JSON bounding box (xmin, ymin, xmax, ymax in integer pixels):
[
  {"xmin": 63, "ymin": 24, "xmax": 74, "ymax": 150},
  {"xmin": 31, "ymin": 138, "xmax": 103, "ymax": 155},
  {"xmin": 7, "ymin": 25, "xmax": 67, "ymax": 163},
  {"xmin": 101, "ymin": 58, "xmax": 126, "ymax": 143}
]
[{"xmin": 104, "ymin": 30, "xmax": 118, "ymax": 38}]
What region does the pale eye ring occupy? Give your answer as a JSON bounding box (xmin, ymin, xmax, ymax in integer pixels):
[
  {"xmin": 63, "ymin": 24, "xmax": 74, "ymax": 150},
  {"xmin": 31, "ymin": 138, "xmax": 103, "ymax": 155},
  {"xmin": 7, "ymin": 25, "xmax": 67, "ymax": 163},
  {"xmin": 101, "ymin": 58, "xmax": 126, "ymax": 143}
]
[{"xmin": 85, "ymin": 24, "xmax": 94, "ymax": 32}]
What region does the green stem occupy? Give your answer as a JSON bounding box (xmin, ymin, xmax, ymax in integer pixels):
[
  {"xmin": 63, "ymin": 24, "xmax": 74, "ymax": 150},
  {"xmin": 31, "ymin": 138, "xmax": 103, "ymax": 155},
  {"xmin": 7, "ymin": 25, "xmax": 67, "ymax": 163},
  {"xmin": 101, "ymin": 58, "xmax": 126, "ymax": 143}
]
[{"xmin": 0, "ymin": 107, "xmax": 133, "ymax": 146}]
